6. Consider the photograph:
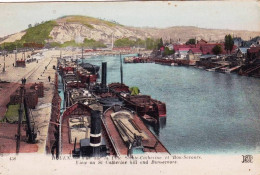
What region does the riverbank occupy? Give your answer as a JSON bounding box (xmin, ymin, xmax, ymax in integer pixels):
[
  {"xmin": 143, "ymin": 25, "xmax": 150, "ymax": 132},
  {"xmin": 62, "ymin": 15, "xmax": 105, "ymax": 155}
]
[{"xmin": 0, "ymin": 50, "xmax": 57, "ymax": 153}]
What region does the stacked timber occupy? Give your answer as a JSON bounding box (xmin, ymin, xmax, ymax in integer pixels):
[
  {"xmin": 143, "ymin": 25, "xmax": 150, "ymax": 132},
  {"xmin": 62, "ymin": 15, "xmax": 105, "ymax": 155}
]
[{"xmin": 30, "ymin": 82, "xmax": 44, "ymax": 97}]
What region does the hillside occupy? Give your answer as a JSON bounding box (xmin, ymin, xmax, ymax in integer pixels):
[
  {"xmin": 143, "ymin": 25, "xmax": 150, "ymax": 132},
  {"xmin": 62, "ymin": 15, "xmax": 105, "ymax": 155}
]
[{"xmin": 0, "ymin": 15, "xmax": 260, "ymax": 47}]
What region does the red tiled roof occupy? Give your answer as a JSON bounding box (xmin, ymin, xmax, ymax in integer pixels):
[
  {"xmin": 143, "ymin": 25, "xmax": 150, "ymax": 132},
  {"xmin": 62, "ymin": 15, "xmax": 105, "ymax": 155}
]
[
  {"xmin": 200, "ymin": 43, "xmax": 237, "ymax": 54},
  {"xmin": 189, "ymin": 48, "xmax": 202, "ymax": 54},
  {"xmin": 173, "ymin": 44, "xmax": 197, "ymax": 51},
  {"xmin": 179, "ymin": 48, "xmax": 190, "ymax": 51},
  {"xmin": 174, "ymin": 43, "xmax": 237, "ymax": 54},
  {"xmin": 248, "ymin": 46, "xmax": 260, "ymax": 53}
]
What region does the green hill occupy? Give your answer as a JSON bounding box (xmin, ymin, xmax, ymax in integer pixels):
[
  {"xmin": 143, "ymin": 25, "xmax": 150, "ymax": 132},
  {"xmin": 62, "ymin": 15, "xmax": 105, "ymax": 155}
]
[{"xmin": 58, "ymin": 15, "xmax": 121, "ymax": 28}]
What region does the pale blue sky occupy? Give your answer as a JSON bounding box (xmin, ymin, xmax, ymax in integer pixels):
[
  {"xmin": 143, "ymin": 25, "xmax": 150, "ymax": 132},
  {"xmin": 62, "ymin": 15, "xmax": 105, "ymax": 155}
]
[{"xmin": 0, "ymin": 1, "xmax": 260, "ymax": 37}]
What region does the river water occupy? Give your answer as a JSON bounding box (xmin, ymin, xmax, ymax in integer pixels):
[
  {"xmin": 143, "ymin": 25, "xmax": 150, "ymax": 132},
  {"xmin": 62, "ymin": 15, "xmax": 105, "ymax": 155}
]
[{"xmin": 82, "ymin": 54, "xmax": 260, "ymax": 154}]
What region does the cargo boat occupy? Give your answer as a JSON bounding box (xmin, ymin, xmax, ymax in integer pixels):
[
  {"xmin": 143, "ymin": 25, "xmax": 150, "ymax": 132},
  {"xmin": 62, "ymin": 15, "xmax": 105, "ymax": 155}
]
[
  {"xmin": 60, "ymin": 102, "xmax": 120, "ymax": 157},
  {"xmin": 108, "ymin": 83, "xmax": 166, "ymax": 124},
  {"xmin": 154, "ymin": 58, "xmax": 190, "ymax": 66},
  {"xmin": 58, "ymin": 58, "xmax": 98, "ymax": 86},
  {"xmin": 80, "ymin": 62, "xmax": 100, "ymax": 74},
  {"xmin": 102, "ymin": 105, "xmax": 169, "ymax": 155},
  {"xmin": 124, "ymin": 56, "xmax": 152, "ymax": 63},
  {"xmin": 66, "ymin": 88, "xmax": 96, "ymax": 107}
]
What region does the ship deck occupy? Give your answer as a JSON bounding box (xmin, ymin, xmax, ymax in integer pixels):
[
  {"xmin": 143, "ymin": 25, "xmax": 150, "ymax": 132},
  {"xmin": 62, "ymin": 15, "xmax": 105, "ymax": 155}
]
[
  {"xmin": 103, "ymin": 108, "xmax": 169, "ymax": 155},
  {"xmin": 61, "ymin": 116, "xmax": 80, "ymax": 154}
]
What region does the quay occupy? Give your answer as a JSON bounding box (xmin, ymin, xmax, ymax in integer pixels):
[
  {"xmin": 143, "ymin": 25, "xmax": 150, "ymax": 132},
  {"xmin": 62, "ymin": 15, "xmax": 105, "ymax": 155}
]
[{"xmin": 0, "ymin": 50, "xmax": 57, "ymax": 153}]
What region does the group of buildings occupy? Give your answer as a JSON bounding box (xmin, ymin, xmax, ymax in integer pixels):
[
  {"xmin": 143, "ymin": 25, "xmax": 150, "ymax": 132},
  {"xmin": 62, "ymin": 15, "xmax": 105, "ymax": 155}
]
[{"xmin": 157, "ymin": 37, "xmax": 260, "ymax": 77}]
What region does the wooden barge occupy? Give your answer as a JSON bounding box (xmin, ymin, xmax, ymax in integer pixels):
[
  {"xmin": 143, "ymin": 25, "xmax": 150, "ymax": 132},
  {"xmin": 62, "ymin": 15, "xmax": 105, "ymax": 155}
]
[{"xmin": 102, "ymin": 105, "xmax": 169, "ymax": 155}]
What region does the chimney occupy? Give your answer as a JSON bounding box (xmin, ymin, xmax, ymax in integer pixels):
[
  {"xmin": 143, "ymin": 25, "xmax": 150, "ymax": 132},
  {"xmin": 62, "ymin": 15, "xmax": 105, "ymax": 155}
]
[
  {"xmin": 101, "ymin": 62, "xmax": 107, "ymax": 88},
  {"xmin": 90, "ymin": 110, "xmax": 102, "ymax": 157}
]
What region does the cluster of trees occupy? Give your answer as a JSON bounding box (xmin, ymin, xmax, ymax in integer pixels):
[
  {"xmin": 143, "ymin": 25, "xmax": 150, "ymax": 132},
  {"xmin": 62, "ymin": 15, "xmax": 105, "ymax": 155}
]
[
  {"xmin": 50, "ymin": 38, "xmax": 106, "ymax": 49},
  {"xmin": 0, "ymin": 41, "xmax": 23, "ymax": 52},
  {"xmin": 1, "ymin": 20, "xmax": 57, "ymax": 51},
  {"xmin": 22, "ymin": 21, "xmax": 57, "ymax": 44},
  {"xmin": 28, "ymin": 21, "xmax": 47, "ymax": 28},
  {"xmin": 186, "ymin": 38, "xmax": 196, "ymax": 45},
  {"xmin": 163, "ymin": 47, "xmax": 175, "ymax": 56},
  {"xmin": 212, "ymin": 45, "xmax": 222, "ymax": 55},
  {"xmin": 114, "ymin": 37, "xmax": 164, "ymax": 50},
  {"xmin": 224, "ymin": 34, "xmax": 234, "ymax": 54},
  {"xmin": 211, "ymin": 35, "xmax": 234, "ymax": 55}
]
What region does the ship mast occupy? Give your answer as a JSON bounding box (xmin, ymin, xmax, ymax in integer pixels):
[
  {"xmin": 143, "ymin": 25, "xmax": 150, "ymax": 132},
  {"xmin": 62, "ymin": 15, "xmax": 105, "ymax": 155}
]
[{"xmin": 120, "ymin": 53, "xmax": 123, "ymax": 85}]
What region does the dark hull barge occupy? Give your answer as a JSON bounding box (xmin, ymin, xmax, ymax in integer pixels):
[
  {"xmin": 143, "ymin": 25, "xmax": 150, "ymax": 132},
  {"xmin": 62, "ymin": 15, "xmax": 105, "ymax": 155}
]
[{"xmin": 108, "ymin": 83, "xmax": 167, "ymax": 124}]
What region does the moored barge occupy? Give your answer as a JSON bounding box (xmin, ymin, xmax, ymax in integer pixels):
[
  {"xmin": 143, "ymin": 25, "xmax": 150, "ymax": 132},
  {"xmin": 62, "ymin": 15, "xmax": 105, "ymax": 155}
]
[
  {"xmin": 102, "ymin": 105, "xmax": 169, "ymax": 155},
  {"xmin": 108, "ymin": 83, "xmax": 167, "ymax": 124}
]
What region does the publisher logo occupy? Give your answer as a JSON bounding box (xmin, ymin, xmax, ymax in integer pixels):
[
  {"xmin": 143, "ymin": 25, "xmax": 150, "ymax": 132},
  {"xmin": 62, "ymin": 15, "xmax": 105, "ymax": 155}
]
[{"xmin": 242, "ymin": 155, "xmax": 253, "ymax": 163}]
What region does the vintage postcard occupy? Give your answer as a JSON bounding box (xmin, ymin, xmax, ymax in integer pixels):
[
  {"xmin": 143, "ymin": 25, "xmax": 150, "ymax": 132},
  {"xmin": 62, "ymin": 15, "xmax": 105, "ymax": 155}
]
[{"xmin": 0, "ymin": 1, "xmax": 259, "ymax": 175}]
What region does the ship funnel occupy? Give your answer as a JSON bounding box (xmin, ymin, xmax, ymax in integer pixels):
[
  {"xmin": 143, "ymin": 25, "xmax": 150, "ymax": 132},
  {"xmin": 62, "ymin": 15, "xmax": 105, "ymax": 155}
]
[
  {"xmin": 101, "ymin": 62, "xmax": 107, "ymax": 88},
  {"xmin": 90, "ymin": 110, "xmax": 102, "ymax": 156},
  {"xmin": 120, "ymin": 53, "xmax": 123, "ymax": 85}
]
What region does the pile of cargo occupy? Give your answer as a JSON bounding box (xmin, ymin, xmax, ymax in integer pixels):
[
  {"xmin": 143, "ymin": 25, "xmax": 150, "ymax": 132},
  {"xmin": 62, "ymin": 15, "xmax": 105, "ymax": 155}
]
[
  {"xmin": 9, "ymin": 82, "xmax": 44, "ymax": 109},
  {"xmin": 30, "ymin": 82, "xmax": 44, "ymax": 98},
  {"xmin": 9, "ymin": 89, "xmax": 38, "ymax": 109}
]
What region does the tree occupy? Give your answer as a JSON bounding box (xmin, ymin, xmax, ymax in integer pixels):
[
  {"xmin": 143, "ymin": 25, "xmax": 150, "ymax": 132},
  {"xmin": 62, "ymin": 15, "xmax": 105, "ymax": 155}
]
[
  {"xmin": 114, "ymin": 38, "xmax": 135, "ymax": 47},
  {"xmin": 157, "ymin": 38, "xmax": 163, "ymax": 50},
  {"xmin": 186, "ymin": 38, "xmax": 196, "ymax": 45},
  {"xmin": 163, "ymin": 47, "xmax": 175, "ymax": 56},
  {"xmin": 212, "ymin": 45, "xmax": 222, "ymax": 55},
  {"xmin": 224, "ymin": 34, "xmax": 234, "ymax": 54},
  {"xmin": 28, "ymin": 24, "xmax": 32, "ymax": 28}
]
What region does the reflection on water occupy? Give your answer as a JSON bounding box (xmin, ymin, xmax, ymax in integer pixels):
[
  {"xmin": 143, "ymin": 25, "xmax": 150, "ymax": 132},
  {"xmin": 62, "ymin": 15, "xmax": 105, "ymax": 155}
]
[{"xmin": 83, "ymin": 55, "xmax": 260, "ymax": 154}]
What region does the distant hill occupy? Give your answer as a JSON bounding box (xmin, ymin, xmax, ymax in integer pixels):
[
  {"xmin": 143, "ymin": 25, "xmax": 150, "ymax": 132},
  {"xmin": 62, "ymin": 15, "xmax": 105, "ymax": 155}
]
[{"xmin": 0, "ymin": 15, "xmax": 260, "ymax": 46}]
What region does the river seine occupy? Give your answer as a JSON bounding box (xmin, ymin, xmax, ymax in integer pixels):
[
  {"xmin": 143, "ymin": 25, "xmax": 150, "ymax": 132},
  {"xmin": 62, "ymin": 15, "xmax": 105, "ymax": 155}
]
[{"xmin": 83, "ymin": 54, "xmax": 260, "ymax": 154}]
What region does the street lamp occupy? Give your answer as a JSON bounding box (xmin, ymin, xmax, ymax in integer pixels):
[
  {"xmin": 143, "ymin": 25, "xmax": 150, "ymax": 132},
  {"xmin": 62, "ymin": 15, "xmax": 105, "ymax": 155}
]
[{"xmin": 3, "ymin": 45, "xmax": 6, "ymax": 72}]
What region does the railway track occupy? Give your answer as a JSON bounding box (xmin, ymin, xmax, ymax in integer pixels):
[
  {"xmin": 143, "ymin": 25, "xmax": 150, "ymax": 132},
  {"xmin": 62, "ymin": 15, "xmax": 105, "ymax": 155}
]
[{"xmin": 22, "ymin": 57, "xmax": 54, "ymax": 81}]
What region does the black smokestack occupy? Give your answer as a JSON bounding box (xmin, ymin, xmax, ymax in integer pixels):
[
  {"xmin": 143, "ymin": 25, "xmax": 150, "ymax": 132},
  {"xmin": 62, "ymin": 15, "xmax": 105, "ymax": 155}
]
[
  {"xmin": 90, "ymin": 110, "xmax": 102, "ymax": 156},
  {"xmin": 101, "ymin": 62, "xmax": 107, "ymax": 88},
  {"xmin": 120, "ymin": 53, "xmax": 123, "ymax": 85}
]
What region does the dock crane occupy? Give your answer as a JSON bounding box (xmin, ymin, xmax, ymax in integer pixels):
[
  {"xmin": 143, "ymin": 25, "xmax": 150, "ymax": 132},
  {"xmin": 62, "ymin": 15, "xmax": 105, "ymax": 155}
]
[{"xmin": 16, "ymin": 80, "xmax": 37, "ymax": 154}]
